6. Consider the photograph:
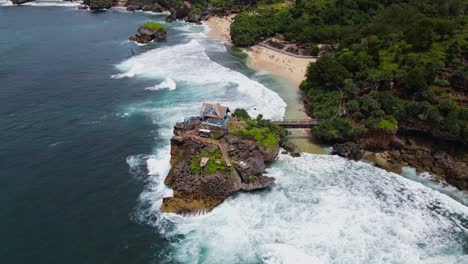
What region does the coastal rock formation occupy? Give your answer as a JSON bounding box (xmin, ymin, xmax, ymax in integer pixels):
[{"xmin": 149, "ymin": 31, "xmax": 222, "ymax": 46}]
[
  {"xmin": 333, "ymin": 133, "xmax": 468, "ymax": 190},
  {"xmin": 82, "ymin": 0, "xmax": 113, "ymax": 10},
  {"xmin": 129, "ymin": 22, "xmax": 166, "ymax": 44},
  {"xmin": 332, "ymin": 142, "xmax": 363, "ymax": 161},
  {"xmin": 161, "ymin": 120, "xmax": 280, "ymax": 214},
  {"xmin": 11, "ymin": 0, "xmax": 34, "ymax": 4}
]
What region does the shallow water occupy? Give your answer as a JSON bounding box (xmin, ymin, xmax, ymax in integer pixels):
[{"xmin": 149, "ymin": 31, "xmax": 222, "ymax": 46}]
[{"xmin": 1, "ymin": 5, "xmax": 467, "ymax": 264}]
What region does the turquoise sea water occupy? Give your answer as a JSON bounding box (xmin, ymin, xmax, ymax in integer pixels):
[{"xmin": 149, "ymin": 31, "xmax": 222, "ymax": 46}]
[{"xmin": 1, "ymin": 5, "xmax": 467, "ymax": 264}]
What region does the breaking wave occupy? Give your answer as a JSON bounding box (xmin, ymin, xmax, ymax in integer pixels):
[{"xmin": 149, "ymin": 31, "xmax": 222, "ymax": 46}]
[
  {"xmin": 134, "ymin": 153, "xmax": 468, "ymax": 264},
  {"xmin": 146, "ymin": 77, "xmax": 177, "ymax": 91},
  {"xmin": 114, "ymin": 39, "xmax": 286, "ymax": 120}
]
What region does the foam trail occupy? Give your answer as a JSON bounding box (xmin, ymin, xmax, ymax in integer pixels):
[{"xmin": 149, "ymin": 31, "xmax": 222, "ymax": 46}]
[{"xmin": 146, "ymin": 77, "xmax": 176, "ymax": 91}]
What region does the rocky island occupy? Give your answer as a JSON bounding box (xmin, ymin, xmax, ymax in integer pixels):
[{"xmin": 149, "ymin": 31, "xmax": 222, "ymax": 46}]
[
  {"xmin": 129, "ymin": 22, "xmax": 166, "ymax": 44},
  {"xmin": 161, "ymin": 104, "xmax": 286, "ymax": 214}
]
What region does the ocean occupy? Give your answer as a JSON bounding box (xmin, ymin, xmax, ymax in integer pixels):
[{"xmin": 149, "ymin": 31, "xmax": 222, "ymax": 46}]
[{"xmin": 1, "ymin": 4, "xmax": 467, "ymax": 264}]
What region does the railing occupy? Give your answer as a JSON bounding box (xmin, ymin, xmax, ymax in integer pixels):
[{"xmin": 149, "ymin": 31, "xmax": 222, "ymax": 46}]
[{"xmin": 272, "ymin": 119, "xmax": 321, "ymax": 128}]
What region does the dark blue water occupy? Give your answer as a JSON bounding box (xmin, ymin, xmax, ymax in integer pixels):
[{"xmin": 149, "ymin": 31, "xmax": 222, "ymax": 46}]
[{"xmin": 0, "ymin": 7, "xmax": 174, "ymax": 263}]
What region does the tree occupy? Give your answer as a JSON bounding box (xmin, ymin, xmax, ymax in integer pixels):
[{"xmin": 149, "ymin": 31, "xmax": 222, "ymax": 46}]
[
  {"xmin": 406, "ymin": 19, "xmax": 434, "ymax": 51},
  {"xmin": 306, "ymin": 55, "xmax": 351, "ymax": 89},
  {"xmin": 401, "ymin": 67, "xmax": 428, "ymax": 98},
  {"xmin": 232, "ymin": 108, "xmax": 250, "ymax": 120}
]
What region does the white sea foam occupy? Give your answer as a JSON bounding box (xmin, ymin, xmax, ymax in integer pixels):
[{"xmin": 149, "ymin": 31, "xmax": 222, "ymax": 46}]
[
  {"xmin": 114, "ymin": 39, "xmax": 286, "ymax": 120},
  {"xmin": 22, "ymin": 0, "xmax": 81, "ymax": 6},
  {"xmin": 138, "ymin": 153, "xmax": 468, "ymax": 264},
  {"xmin": 146, "ymin": 77, "xmax": 176, "ymax": 91},
  {"xmin": 0, "ymin": 0, "xmax": 13, "ymax": 6}
]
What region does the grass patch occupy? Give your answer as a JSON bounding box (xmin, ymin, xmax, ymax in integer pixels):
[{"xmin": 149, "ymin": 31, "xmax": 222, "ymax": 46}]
[
  {"xmin": 367, "ymin": 115, "xmax": 398, "ymax": 132},
  {"xmin": 230, "ymin": 119, "xmax": 283, "ymax": 148},
  {"xmin": 190, "ymin": 148, "xmax": 226, "ymax": 175},
  {"xmin": 142, "ymin": 22, "xmax": 166, "ymax": 32}
]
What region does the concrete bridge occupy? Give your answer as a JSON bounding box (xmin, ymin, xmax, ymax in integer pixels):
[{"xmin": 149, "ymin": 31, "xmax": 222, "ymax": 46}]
[{"xmin": 272, "ymin": 119, "xmax": 321, "ymax": 128}]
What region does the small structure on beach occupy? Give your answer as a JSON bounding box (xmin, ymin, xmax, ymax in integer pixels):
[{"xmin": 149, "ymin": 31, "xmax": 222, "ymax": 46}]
[{"xmin": 200, "ymin": 103, "xmax": 231, "ymax": 126}]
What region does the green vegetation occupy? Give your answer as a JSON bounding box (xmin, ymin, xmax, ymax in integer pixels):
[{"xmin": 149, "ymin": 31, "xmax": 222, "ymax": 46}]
[
  {"xmin": 230, "ymin": 114, "xmax": 286, "ymax": 148},
  {"xmin": 232, "ymin": 108, "xmax": 251, "ymax": 119},
  {"xmin": 312, "ymin": 118, "xmax": 367, "ymax": 142},
  {"xmin": 143, "ymin": 22, "xmax": 167, "ymax": 32},
  {"xmin": 229, "ymin": 0, "xmax": 467, "ymax": 143},
  {"xmin": 190, "ymin": 148, "xmax": 227, "ymax": 175}
]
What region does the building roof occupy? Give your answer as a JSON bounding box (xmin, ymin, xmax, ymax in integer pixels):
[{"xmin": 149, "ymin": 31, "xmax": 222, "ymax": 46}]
[{"xmin": 201, "ymin": 103, "xmax": 230, "ymax": 120}]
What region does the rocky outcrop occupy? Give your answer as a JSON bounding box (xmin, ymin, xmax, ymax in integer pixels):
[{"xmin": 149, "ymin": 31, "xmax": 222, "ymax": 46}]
[
  {"xmin": 11, "ymin": 0, "xmax": 34, "ymax": 4},
  {"xmin": 164, "ymin": 8, "xmax": 177, "ymax": 22},
  {"xmin": 161, "ymin": 122, "xmax": 280, "ymax": 214},
  {"xmin": 332, "ymin": 142, "xmax": 363, "ymax": 161},
  {"xmin": 82, "ymin": 0, "xmax": 113, "ymax": 10},
  {"xmin": 129, "ymin": 24, "xmax": 166, "ymax": 44},
  {"xmin": 332, "ymin": 131, "xmax": 468, "ymax": 190},
  {"xmin": 385, "ymin": 145, "xmax": 468, "ymax": 190}
]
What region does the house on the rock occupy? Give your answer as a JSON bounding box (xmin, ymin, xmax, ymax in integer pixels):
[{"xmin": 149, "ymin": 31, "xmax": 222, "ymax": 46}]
[{"xmin": 200, "ymin": 103, "xmax": 231, "ymax": 126}]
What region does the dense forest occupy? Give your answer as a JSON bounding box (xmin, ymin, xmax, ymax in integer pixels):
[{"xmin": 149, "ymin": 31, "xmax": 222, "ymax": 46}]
[{"xmin": 227, "ymin": 0, "xmax": 467, "ymax": 145}]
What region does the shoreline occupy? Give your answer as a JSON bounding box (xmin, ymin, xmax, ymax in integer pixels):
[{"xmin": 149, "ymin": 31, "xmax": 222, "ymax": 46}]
[{"xmin": 203, "ymin": 15, "xmax": 316, "ymax": 87}]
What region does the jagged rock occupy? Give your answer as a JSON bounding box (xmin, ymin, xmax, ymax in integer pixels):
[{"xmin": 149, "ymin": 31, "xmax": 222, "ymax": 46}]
[
  {"xmin": 280, "ymin": 141, "xmax": 295, "ymax": 153},
  {"xmin": 241, "ymin": 176, "xmax": 275, "ymax": 191},
  {"xmin": 83, "ymin": 0, "xmax": 112, "ymax": 10},
  {"xmin": 161, "ymin": 121, "xmax": 280, "ymax": 214},
  {"xmin": 291, "ymin": 152, "xmax": 301, "ymax": 157},
  {"xmin": 362, "ymin": 151, "xmax": 402, "ymax": 174},
  {"xmin": 78, "ymin": 5, "xmax": 90, "ymax": 10},
  {"xmin": 142, "ymin": 3, "xmax": 163, "ymax": 12},
  {"xmin": 126, "ymin": 3, "xmax": 142, "ymax": 11},
  {"xmin": 390, "ymin": 136, "xmax": 406, "ymax": 149},
  {"xmin": 11, "ymin": 0, "xmax": 33, "ymax": 4},
  {"xmin": 186, "ymin": 9, "xmax": 202, "ymax": 23},
  {"xmin": 433, "ymin": 151, "xmax": 468, "ymax": 189},
  {"xmin": 129, "ymin": 24, "xmax": 166, "ymax": 44},
  {"xmin": 165, "ymin": 8, "xmax": 177, "ymax": 22},
  {"xmin": 332, "ymin": 142, "xmax": 363, "ymax": 161}
]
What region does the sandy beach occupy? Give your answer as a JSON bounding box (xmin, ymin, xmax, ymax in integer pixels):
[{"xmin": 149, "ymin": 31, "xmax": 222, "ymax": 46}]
[
  {"xmin": 204, "ymin": 15, "xmax": 234, "ymax": 42},
  {"xmin": 204, "ymin": 15, "xmax": 315, "ymax": 86},
  {"xmin": 247, "ymin": 46, "xmax": 316, "ymax": 87}
]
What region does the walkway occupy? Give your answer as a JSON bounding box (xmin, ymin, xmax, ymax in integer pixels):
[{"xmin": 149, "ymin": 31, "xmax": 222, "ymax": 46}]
[
  {"xmin": 272, "ymin": 119, "xmax": 321, "ymax": 128},
  {"xmin": 174, "ymin": 134, "xmax": 231, "ymax": 167}
]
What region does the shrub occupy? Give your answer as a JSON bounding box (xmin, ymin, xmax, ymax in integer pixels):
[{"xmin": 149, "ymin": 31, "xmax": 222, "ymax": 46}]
[
  {"xmin": 232, "ymin": 108, "xmax": 251, "ymax": 120},
  {"xmin": 366, "ymin": 115, "xmax": 398, "ymax": 133}
]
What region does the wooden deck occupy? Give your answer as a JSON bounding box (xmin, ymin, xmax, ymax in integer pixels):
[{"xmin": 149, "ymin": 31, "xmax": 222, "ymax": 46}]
[{"xmin": 272, "ymin": 119, "xmax": 321, "ymax": 128}]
